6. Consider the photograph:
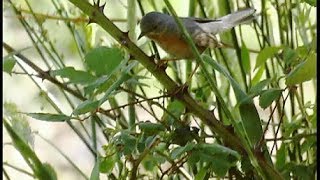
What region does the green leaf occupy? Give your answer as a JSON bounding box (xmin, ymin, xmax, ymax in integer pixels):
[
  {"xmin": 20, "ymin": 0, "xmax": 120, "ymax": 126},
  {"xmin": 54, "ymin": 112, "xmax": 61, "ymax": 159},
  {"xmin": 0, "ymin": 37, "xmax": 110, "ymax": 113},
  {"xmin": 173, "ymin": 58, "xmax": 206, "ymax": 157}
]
[
  {"xmin": 210, "ymin": 154, "xmax": 232, "ymax": 177},
  {"xmin": 3, "ymin": 118, "xmax": 56, "ymax": 180},
  {"xmin": 50, "ymin": 67, "xmax": 96, "ymax": 84},
  {"xmin": 138, "ymin": 122, "xmax": 166, "ymax": 135},
  {"xmin": 98, "ymin": 62, "xmax": 137, "ymax": 106},
  {"xmin": 282, "ymin": 163, "xmax": 315, "ymax": 179},
  {"xmin": 170, "ymin": 143, "xmax": 195, "ymax": 159},
  {"xmin": 195, "ymin": 167, "xmax": 208, "ymax": 180},
  {"xmin": 100, "ymin": 156, "xmax": 116, "ymax": 174},
  {"xmin": 196, "ymin": 143, "xmax": 240, "ymax": 159},
  {"xmin": 302, "ymin": 0, "xmax": 316, "ymax": 6},
  {"xmin": 241, "ymin": 41, "xmax": 251, "ymax": 74},
  {"xmin": 90, "ymin": 157, "xmax": 100, "ymax": 180},
  {"xmin": 300, "ymin": 136, "xmax": 316, "ymax": 154},
  {"xmin": 255, "ymin": 46, "xmax": 283, "ymax": 70},
  {"xmin": 259, "ymin": 89, "xmax": 282, "ymax": 109},
  {"xmin": 275, "ymin": 143, "xmax": 287, "ymax": 170},
  {"xmin": 84, "ymin": 74, "xmax": 117, "ymax": 96},
  {"xmin": 239, "ymin": 103, "xmax": 263, "ymax": 145},
  {"xmin": 282, "ymin": 47, "xmax": 298, "ymax": 66},
  {"xmin": 3, "ymin": 56, "xmax": 16, "ymax": 75},
  {"xmin": 122, "ymin": 134, "xmax": 137, "ymax": 155},
  {"xmin": 202, "ymin": 55, "xmax": 247, "ymax": 101},
  {"xmin": 73, "ymin": 100, "xmax": 100, "ymax": 115},
  {"xmin": 203, "ymin": 55, "xmax": 264, "ymax": 146},
  {"xmin": 283, "ymin": 118, "xmax": 303, "ymax": 137},
  {"xmin": 85, "ymin": 46, "xmax": 124, "ymax": 76},
  {"xmin": 251, "ymin": 66, "xmax": 265, "ymax": 86},
  {"xmin": 249, "ymin": 78, "xmax": 271, "ymax": 95},
  {"xmin": 142, "ymin": 155, "xmax": 158, "ymax": 171},
  {"xmin": 27, "ymin": 113, "xmax": 70, "ymax": 122},
  {"xmin": 192, "ymin": 143, "xmax": 240, "ymax": 177},
  {"xmin": 285, "ymin": 52, "xmax": 316, "ymax": 85},
  {"xmin": 241, "ymin": 156, "xmax": 254, "ymax": 175},
  {"xmin": 170, "ymin": 126, "xmax": 199, "ymax": 146},
  {"xmin": 42, "ymin": 163, "xmax": 58, "ymax": 180},
  {"xmin": 113, "ymin": 131, "xmax": 137, "ymax": 155},
  {"xmin": 164, "ymin": 100, "xmax": 185, "ymax": 126}
]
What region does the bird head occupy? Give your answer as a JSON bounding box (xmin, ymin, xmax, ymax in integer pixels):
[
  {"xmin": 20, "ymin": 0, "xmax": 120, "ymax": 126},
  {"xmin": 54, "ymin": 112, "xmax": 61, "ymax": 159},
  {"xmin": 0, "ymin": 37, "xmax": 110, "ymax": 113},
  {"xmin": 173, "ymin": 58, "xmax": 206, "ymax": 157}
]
[{"xmin": 138, "ymin": 12, "xmax": 169, "ymax": 40}]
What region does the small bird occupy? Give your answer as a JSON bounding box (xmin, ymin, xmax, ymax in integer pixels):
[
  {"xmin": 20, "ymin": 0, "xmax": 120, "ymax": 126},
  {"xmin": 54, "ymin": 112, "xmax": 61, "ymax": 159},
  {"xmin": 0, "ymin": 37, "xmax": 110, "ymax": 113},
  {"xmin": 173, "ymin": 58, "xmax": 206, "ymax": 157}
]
[{"xmin": 138, "ymin": 8, "xmax": 256, "ymax": 59}]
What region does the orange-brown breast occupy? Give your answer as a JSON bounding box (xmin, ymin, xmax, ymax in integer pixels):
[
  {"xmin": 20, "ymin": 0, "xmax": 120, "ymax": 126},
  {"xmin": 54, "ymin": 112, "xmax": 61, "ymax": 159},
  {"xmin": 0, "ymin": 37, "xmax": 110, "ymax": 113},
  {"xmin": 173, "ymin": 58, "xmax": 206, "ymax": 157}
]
[{"xmin": 147, "ymin": 33, "xmax": 205, "ymax": 59}]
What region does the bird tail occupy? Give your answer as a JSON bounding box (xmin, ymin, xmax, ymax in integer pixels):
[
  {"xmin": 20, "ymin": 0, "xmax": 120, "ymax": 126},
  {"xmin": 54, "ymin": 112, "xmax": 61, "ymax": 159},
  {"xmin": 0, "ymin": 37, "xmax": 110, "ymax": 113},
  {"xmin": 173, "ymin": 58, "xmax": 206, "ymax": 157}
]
[{"xmin": 218, "ymin": 8, "xmax": 256, "ymax": 30}]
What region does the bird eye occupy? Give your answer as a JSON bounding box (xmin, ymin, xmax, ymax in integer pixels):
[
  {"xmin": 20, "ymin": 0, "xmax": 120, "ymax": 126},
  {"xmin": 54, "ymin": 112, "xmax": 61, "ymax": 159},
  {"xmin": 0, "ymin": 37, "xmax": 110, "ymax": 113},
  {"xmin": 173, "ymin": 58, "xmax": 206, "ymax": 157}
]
[{"xmin": 152, "ymin": 24, "xmax": 158, "ymax": 29}]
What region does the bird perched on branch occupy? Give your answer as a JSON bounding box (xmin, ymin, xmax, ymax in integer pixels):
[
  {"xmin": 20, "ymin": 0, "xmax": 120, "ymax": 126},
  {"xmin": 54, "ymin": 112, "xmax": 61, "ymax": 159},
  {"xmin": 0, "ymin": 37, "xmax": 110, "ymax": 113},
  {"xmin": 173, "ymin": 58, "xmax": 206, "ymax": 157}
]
[{"xmin": 138, "ymin": 8, "xmax": 256, "ymax": 59}]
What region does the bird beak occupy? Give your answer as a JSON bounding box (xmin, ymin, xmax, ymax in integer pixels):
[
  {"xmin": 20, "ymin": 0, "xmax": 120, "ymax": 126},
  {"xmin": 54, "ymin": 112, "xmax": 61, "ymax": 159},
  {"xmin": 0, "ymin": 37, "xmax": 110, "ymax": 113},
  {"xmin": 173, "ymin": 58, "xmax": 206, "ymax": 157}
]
[{"xmin": 137, "ymin": 32, "xmax": 145, "ymax": 40}]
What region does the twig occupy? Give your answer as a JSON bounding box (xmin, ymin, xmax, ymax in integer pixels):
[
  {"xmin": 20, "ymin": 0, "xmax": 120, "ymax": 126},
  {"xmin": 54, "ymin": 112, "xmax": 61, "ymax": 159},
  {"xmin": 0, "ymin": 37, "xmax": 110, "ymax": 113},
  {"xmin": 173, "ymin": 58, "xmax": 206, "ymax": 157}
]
[
  {"xmin": 3, "ymin": 162, "xmax": 35, "ymax": 178},
  {"xmin": 265, "ymin": 133, "xmax": 316, "ymax": 142},
  {"xmin": 130, "ymin": 137, "xmax": 161, "ymax": 180},
  {"xmin": 4, "ymin": 8, "xmax": 131, "ymax": 23},
  {"xmin": 271, "ymin": 90, "xmax": 291, "ymax": 154}
]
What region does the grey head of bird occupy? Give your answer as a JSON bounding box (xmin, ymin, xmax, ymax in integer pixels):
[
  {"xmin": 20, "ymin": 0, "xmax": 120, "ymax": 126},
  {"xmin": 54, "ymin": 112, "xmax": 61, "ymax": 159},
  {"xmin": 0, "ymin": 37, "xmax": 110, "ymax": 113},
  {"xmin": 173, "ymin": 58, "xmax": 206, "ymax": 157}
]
[{"xmin": 138, "ymin": 12, "xmax": 173, "ymax": 40}]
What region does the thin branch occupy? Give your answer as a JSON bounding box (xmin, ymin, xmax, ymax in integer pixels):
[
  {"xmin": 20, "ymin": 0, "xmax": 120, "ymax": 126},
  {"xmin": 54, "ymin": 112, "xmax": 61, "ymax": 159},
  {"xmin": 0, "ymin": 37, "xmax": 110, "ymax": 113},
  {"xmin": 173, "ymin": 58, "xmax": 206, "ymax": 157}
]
[
  {"xmin": 3, "ymin": 162, "xmax": 35, "ymax": 178},
  {"xmin": 4, "ymin": 9, "xmax": 130, "ymax": 23}
]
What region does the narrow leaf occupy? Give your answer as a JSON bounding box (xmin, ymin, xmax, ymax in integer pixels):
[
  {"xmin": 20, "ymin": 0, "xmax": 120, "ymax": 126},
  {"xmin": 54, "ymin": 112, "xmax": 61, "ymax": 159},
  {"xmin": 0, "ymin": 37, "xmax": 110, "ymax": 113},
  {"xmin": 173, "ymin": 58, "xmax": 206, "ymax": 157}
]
[
  {"xmin": 85, "ymin": 47, "xmax": 124, "ymax": 76},
  {"xmin": 27, "ymin": 113, "xmax": 70, "ymax": 122},
  {"xmin": 241, "ymin": 41, "xmax": 251, "ymax": 74},
  {"xmin": 138, "ymin": 122, "xmax": 166, "ymax": 135},
  {"xmin": 285, "ymin": 52, "xmax": 316, "ymax": 85},
  {"xmin": 50, "ymin": 67, "xmax": 96, "ymax": 84},
  {"xmin": 3, "ymin": 56, "xmax": 16, "ymax": 75},
  {"xmin": 251, "ymin": 66, "xmax": 265, "ymax": 86},
  {"xmin": 100, "ymin": 156, "xmax": 115, "ymax": 174},
  {"xmin": 90, "ymin": 157, "xmax": 100, "ymax": 180},
  {"xmin": 164, "ymin": 100, "xmax": 185, "ymax": 126},
  {"xmin": 239, "ymin": 103, "xmax": 263, "ymax": 145},
  {"xmin": 275, "ymin": 143, "xmax": 287, "ymax": 170},
  {"xmin": 73, "ymin": 100, "xmax": 100, "ymax": 115},
  {"xmin": 255, "ymin": 46, "xmax": 283, "ymax": 70},
  {"xmin": 98, "ymin": 62, "xmax": 138, "ymax": 106},
  {"xmin": 170, "ymin": 143, "xmax": 195, "ymax": 159},
  {"xmin": 259, "ymin": 89, "xmax": 282, "ymax": 109},
  {"xmin": 282, "ymin": 47, "xmax": 298, "ymax": 66},
  {"xmin": 249, "ymin": 78, "xmax": 271, "ymax": 95},
  {"xmin": 203, "ymin": 55, "xmax": 264, "ymax": 146}
]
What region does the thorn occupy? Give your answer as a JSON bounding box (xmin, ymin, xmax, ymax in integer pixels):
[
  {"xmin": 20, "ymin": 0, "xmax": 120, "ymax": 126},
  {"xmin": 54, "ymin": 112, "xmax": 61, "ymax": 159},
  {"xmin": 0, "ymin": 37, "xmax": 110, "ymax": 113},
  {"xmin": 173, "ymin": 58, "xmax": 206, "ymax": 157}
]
[
  {"xmin": 92, "ymin": 0, "xmax": 106, "ymax": 12},
  {"xmin": 120, "ymin": 37, "xmax": 128, "ymax": 47},
  {"xmin": 87, "ymin": 18, "xmax": 96, "ymax": 25},
  {"xmin": 89, "ymin": 0, "xmax": 106, "ymax": 25},
  {"xmin": 98, "ymin": 3, "xmax": 106, "ymax": 13},
  {"xmin": 170, "ymin": 84, "xmax": 189, "ymax": 97},
  {"xmin": 155, "ymin": 60, "xmax": 168, "ymax": 71},
  {"xmin": 128, "ymin": 54, "xmax": 136, "ymax": 61},
  {"xmin": 150, "ymin": 54, "xmax": 157, "ymax": 60},
  {"xmin": 123, "ymin": 31, "xmax": 129, "ymax": 38},
  {"xmin": 209, "ymin": 106, "xmax": 216, "ymax": 114}
]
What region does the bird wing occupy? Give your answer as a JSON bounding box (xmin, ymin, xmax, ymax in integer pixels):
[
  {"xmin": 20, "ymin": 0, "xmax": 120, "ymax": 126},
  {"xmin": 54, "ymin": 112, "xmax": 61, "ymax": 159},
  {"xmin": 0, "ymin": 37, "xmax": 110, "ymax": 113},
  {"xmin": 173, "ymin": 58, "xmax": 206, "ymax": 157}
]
[
  {"xmin": 198, "ymin": 8, "xmax": 256, "ymax": 35},
  {"xmin": 185, "ymin": 17, "xmax": 221, "ymax": 23}
]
